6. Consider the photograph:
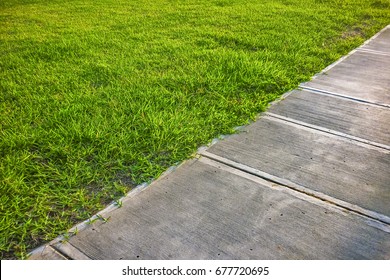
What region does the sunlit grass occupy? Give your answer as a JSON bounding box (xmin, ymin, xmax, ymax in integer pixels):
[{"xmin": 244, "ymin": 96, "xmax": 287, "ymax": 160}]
[{"xmin": 1, "ymin": 0, "xmax": 389, "ymax": 259}]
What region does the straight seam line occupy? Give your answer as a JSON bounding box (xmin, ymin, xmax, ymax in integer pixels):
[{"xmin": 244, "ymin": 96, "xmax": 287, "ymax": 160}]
[
  {"xmin": 29, "ymin": 245, "xmax": 70, "ymax": 260},
  {"xmin": 299, "ymin": 86, "xmax": 390, "ymax": 109},
  {"xmin": 265, "ymin": 112, "xmax": 390, "ymax": 151},
  {"xmin": 48, "ymin": 245, "xmax": 72, "ymax": 260},
  {"xmin": 298, "ymin": 87, "xmax": 387, "ymax": 109},
  {"xmin": 199, "ymin": 150, "xmax": 390, "ymax": 226},
  {"xmin": 54, "ymin": 242, "xmax": 92, "ymax": 260},
  {"xmin": 357, "ymin": 48, "xmax": 390, "ymax": 56},
  {"xmin": 262, "ymin": 115, "xmax": 389, "ymax": 153}
]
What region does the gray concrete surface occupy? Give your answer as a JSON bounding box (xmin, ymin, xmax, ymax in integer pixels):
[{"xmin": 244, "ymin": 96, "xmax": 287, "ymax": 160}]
[
  {"xmin": 207, "ymin": 116, "xmax": 390, "ymax": 218},
  {"xmin": 55, "ymin": 158, "xmax": 390, "ymax": 260},
  {"xmin": 28, "ymin": 245, "xmax": 67, "ymax": 260},
  {"xmin": 28, "ymin": 25, "xmax": 390, "ymax": 260},
  {"xmin": 268, "ymin": 89, "xmax": 390, "ymax": 147},
  {"xmin": 360, "ymin": 27, "xmax": 390, "ymax": 54},
  {"xmin": 303, "ymin": 51, "xmax": 390, "ymax": 105}
]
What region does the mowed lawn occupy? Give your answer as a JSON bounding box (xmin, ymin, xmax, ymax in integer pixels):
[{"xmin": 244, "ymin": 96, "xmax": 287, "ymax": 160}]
[{"xmin": 1, "ymin": 0, "xmax": 389, "ymax": 259}]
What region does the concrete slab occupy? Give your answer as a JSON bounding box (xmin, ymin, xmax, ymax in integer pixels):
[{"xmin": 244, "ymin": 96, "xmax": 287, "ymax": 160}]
[
  {"xmin": 206, "ymin": 117, "xmax": 390, "ymax": 218},
  {"xmin": 268, "ymin": 89, "xmax": 390, "ymax": 147},
  {"xmin": 28, "ymin": 245, "xmax": 67, "ymax": 260},
  {"xmin": 302, "ymin": 51, "xmax": 390, "ymax": 105},
  {"xmin": 53, "ymin": 242, "xmax": 91, "ymax": 260},
  {"xmin": 65, "ymin": 157, "xmax": 390, "ymax": 260},
  {"xmin": 361, "ymin": 26, "xmax": 390, "ymax": 54}
]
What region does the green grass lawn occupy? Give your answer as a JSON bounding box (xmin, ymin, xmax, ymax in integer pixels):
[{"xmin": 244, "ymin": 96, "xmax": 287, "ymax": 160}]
[{"xmin": 1, "ymin": 0, "xmax": 389, "ymax": 259}]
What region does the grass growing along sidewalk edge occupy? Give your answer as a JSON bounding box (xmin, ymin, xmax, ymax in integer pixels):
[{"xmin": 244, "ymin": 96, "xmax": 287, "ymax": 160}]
[{"xmin": 1, "ymin": 0, "xmax": 389, "ymax": 259}]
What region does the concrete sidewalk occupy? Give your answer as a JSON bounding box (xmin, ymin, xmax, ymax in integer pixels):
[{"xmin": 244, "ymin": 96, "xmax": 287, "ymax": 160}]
[{"xmin": 29, "ymin": 25, "xmax": 390, "ymax": 260}]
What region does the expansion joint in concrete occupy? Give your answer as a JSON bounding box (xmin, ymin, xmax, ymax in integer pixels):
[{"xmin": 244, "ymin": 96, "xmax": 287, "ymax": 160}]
[
  {"xmin": 264, "ymin": 113, "xmax": 390, "ymax": 152},
  {"xmin": 198, "ymin": 150, "xmax": 390, "ymax": 227},
  {"xmin": 299, "ymin": 86, "xmax": 390, "ymax": 109}
]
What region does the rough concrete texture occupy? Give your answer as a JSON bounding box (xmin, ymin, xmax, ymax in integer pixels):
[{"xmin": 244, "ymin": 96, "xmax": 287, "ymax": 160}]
[
  {"xmin": 361, "ymin": 26, "xmax": 390, "ymax": 54},
  {"xmin": 303, "ymin": 51, "xmax": 390, "ymax": 105},
  {"xmin": 28, "ymin": 245, "xmax": 67, "ymax": 260},
  {"xmin": 268, "ymin": 89, "xmax": 390, "ymax": 147},
  {"xmin": 66, "ymin": 158, "xmax": 390, "ymax": 260},
  {"xmin": 207, "ymin": 117, "xmax": 390, "ymax": 218}
]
